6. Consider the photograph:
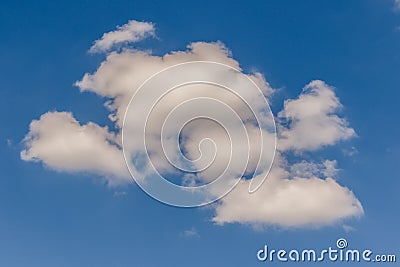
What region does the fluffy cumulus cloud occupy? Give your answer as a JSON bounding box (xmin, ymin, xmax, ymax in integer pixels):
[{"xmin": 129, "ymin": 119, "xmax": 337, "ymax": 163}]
[
  {"xmin": 212, "ymin": 154, "xmax": 363, "ymax": 227},
  {"xmin": 89, "ymin": 20, "xmax": 155, "ymax": 53},
  {"xmin": 21, "ymin": 111, "xmax": 129, "ymax": 185},
  {"xmin": 21, "ymin": 20, "xmax": 363, "ymax": 228},
  {"xmin": 277, "ymin": 80, "xmax": 356, "ymax": 151}
]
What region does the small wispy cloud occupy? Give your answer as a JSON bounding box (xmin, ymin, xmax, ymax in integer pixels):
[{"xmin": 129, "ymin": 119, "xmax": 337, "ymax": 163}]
[
  {"xmin": 342, "ymin": 146, "xmax": 358, "ymax": 157},
  {"xmin": 395, "ymin": 0, "xmax": 400, "ymax": 10},
  {"xmin": 180, "ymin": 227, "xmax": 200, "ymax": 238},
  {"xmin": 89, "ymin": 20, "xmax": 155, "ymax": 53},
  {"xmin": 113, "ymin": 191, "xmax": 127, "ymax": 197},
  {"xmin": 6, "ymin": 139, "xmax": 12, "ymax": 147},
  {"xmin": 342, "ymin": 224, "xmax": 356, "ymax": 233}
]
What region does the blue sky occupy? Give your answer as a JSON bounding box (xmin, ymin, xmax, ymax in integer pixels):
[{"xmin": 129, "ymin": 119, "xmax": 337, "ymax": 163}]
[{"xmin": 1, "ymin": 0, "xmax": 399, "ymax": 266}]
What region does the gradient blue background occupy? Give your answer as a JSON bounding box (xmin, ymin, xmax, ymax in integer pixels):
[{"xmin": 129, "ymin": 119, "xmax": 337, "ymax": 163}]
[{"xmin": 0, "ymin": 0, "xmax": 399, "ymax": 266}]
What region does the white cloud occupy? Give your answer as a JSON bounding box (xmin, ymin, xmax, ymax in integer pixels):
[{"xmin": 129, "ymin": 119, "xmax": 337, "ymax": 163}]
[
  {"xmin": 211, "ymin": 82, "xmax": 361, "ymax": 227},
  {"xmin": 76, "ymin": 42, "xmax": 274, "ymax": 190},
  {"xmin": 24, "ymin": 41, "xmax": 270, "ymax": 183},
  {"xmin": 76, "ymin": 42, "xmax": 256, "ymax": 129},
  {"xmin": 212, "ymin": 154, "xmax": 362, "ymax": 228},
  {"xmin": 277, "ymin": 80, "xmax": 356, "ymax": 152},
  {"xmin": 21, "ymin": 111, "xmax": 129, "ymax": 185},
  {"xmin": 213, "ymin": 175, "xmax": 363, "ymax": 228},
  {"xmin": 89, "ymin": 20, "xmax": 155, "ymax": 53},
  {"xmin": 21, "ymin": 20, "xmax": 363, "ymax": 228}
]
